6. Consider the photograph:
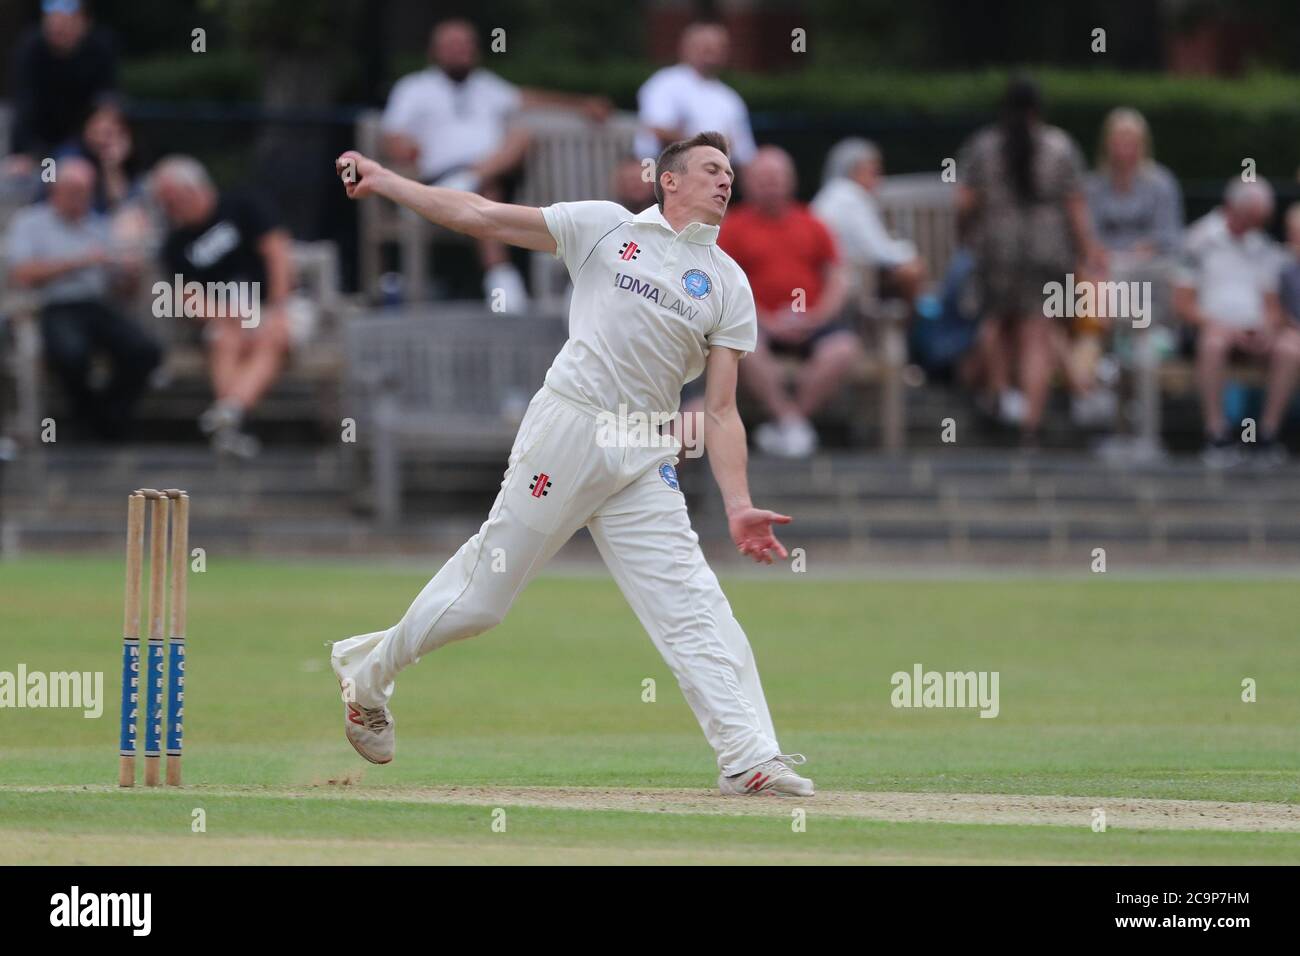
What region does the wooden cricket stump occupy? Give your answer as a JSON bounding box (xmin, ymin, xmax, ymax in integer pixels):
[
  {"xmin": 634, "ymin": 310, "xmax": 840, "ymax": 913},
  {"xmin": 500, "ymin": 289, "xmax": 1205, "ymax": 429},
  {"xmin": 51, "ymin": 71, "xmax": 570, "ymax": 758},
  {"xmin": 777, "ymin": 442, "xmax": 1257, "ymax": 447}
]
[
  {"xmin": 165, "ymin": 489, "xmax": 189, "ymax": 787},
  {"xmin": 118, "ymin": 493, "xmax": 145, "ymax": 788},
  {"xmin": 119, "ymin": 488, "xmax": 189, "ymax": 788}
]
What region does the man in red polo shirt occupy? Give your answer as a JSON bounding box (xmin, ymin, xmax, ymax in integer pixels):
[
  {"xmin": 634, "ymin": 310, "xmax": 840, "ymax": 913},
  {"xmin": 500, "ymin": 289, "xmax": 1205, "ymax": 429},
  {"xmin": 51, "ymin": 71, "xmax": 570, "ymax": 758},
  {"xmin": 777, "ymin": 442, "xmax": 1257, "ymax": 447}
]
[{"xmin": 719, "ymin": 146, "xmax": 853, "ymax": 457}]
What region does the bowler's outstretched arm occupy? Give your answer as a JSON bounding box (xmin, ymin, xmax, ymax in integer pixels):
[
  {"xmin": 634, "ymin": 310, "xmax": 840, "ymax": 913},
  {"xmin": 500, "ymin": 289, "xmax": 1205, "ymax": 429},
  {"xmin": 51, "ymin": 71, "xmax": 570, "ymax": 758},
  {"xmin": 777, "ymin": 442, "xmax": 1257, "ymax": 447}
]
[
  {"xmin": 702, "ymin": 345, "xmax": 792, "ymax": 565},
  {"xmin": 335, "ymin": 150, "xmax": 556, "ymax": 254}
]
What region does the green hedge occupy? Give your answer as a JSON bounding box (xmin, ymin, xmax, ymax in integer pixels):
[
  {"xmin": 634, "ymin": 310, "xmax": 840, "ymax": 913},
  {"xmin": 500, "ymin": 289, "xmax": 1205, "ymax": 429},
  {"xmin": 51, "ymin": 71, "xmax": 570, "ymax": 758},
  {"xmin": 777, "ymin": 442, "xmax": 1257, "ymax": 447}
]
[{"xmin": 121, "ymin": 54, "xmax": 1300, "ymax": 182}]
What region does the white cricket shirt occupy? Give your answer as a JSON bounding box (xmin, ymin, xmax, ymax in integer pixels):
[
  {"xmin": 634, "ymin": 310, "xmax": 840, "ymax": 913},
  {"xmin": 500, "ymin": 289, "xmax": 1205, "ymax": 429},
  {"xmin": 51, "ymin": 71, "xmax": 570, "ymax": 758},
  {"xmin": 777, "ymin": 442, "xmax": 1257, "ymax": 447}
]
[
  {"xmin": 540, "ymin": 201, "xmax": 758, "ymax": 416},
  {"xmin": 381, "ymin": 67, "xmax": 522, "ymax": 182},
  {"xmin": 634, "ymin": 65, "xmax": 757, "ymax": 165}
]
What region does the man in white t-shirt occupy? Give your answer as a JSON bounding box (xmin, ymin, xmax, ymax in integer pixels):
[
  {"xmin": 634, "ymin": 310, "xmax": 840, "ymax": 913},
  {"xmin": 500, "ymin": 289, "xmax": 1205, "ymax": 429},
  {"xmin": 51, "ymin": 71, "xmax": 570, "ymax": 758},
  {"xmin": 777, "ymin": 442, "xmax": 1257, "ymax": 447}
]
[
  {"xmin": 634, "ymin": 23, "xmax": 757, "ymax": 169},
  {"xmin": 329, "ymin": 131, "xmax": 814, "ymax": 797},
  {"xmin": 381, "ymin": 18, "xmax": 611, "ymax": 312},
  {"xmin": 1174, "ymin": 179, "xmax": 1300, "ymax": 466}
]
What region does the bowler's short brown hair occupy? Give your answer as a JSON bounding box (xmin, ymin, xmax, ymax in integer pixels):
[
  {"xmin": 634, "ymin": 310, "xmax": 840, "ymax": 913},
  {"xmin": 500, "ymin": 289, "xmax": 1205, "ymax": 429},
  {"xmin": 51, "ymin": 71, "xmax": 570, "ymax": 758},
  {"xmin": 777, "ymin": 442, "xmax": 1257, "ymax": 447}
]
[{"xmin": 654, "ymin": 131, "xmax": 730, "ymax": 210}]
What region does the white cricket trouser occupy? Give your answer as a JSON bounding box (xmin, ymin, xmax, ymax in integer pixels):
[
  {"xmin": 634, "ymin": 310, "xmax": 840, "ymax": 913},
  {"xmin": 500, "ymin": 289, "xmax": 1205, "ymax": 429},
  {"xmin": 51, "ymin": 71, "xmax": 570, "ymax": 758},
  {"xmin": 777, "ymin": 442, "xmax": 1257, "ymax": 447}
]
[{"xmin": 332, "ymin": 384, "xmax": 781, "ymax": 775}]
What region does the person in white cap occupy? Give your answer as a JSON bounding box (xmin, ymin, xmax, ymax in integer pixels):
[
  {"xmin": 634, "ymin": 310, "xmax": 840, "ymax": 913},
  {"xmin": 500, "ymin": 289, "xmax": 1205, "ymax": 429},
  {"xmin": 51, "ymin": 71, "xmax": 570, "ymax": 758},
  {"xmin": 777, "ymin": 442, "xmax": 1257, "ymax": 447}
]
[{"xmin": 330, "ymin": 130, "xmax": 813, "ymax": 797}]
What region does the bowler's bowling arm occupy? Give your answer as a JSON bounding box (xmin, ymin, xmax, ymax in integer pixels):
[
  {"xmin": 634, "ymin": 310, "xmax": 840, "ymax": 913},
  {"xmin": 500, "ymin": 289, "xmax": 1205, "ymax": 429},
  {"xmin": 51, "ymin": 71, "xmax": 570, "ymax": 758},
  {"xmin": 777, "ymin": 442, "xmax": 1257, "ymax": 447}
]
[{"xmin": 370, "ymin": 168, "xmax": 557, "ymax": 255}]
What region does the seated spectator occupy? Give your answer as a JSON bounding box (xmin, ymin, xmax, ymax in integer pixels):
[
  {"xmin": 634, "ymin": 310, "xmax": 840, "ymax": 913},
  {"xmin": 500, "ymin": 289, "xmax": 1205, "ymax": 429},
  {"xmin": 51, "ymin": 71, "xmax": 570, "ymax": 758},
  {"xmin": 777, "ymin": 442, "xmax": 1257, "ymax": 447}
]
[
  {"xmin": 50, "ymin": 96, "xmax": 156, "ymax": 268},
  {"xmin": 5, "ymin": 0, "xmax": 117, "ymax": 176},
  {"xmin": 611, "ymin": 155, "xmax": 655, "ymax": 212},
  {"xmin": 719, "ymin": 146, "xmax": 853, "ymax": 458},
  {"xmin": 66, "ymin": 95, "xmax": 146, "ymax": 215},
  {"xmin": 1278, "ymin": 204, "xmax": 1300, "ymax": 327},
  {"xmin": 1174, "ymin": 180, "xmax": 1300, "ymax": 467},
  {"xmin": 4, "ymin": 156, "xmax": 160, "ymax": 439},
  {"xmin": 1072, "ymin": 107, "xmax": 1185, "ymax": 429},
  {"xmin": 84, "ymin": 97, "xmax": 158, "ymax": 269},
  {"xmin": 1086, "ymin": 108, "xmax": 1183, "ymax": 268},
  {"xmin": 380, "ymin": 18, "xmax": 610, "ymax": 313},
  {"xmin": 811, "ymin": 138, "xmax": 926, "ymax": 303},
  {"xmin": 635, "ymin": 22, "xmax": 757, "ymax": 171},
  {"xmin": 150, "ymin": 156, "xmax": 297, "ymax": 459}
]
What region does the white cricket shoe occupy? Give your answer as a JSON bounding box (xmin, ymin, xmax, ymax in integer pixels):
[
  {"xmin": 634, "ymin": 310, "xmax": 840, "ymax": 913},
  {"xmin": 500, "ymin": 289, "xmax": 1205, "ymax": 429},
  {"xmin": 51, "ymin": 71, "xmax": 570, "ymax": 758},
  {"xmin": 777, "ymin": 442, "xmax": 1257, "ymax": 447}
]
[
  {"xmin": 718, "ymin": 753, "xmax": 814, "ymax": 797},
  {"xmin": 330, "ymin": 654, "xmax": 395, "ymax": 765}
]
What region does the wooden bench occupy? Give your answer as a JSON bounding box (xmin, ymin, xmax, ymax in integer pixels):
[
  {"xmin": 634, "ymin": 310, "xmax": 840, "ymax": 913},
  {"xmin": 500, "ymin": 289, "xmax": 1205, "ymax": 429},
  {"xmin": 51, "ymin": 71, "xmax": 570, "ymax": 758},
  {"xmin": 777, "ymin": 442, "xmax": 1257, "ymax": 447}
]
[
  {"xmin": 831, "ymin": 175, "xmax": 959, "ymax": 453},
  {"xmin": 344, "ymin": 303, "xmax": 567, "ymax": 523},
  {"xmin": 877, "ymin": 173, "xmax": 959, "ymax": 287},
  {"xmin": 0, "ymin": 240, "xmax": 354, "ymax": 445}
]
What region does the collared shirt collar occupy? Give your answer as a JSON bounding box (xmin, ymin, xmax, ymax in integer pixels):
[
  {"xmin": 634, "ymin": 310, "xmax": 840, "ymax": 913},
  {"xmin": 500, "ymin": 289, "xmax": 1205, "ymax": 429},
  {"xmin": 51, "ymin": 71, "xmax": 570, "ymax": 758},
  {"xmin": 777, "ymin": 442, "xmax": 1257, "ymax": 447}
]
[{"xmin": 633, "ymin": 204, "xmax": 720, "ymax": 245}]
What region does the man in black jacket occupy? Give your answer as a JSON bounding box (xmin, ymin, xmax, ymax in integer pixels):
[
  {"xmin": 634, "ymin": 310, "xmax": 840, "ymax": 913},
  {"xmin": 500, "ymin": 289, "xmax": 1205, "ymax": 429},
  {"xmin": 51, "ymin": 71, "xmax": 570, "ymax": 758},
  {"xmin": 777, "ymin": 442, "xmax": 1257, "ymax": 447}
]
[{"xmin": 6, "ymin": 0, "xmax": 117, "ymax": 170}]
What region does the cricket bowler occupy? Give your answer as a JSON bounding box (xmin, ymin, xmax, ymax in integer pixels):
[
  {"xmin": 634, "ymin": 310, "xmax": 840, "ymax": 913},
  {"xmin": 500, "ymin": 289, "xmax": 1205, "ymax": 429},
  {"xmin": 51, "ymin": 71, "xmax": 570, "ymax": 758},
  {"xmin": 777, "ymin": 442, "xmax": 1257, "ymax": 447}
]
[{"xmin": 330, "ymin": 131, "xmax": 813, "ymax": 796}]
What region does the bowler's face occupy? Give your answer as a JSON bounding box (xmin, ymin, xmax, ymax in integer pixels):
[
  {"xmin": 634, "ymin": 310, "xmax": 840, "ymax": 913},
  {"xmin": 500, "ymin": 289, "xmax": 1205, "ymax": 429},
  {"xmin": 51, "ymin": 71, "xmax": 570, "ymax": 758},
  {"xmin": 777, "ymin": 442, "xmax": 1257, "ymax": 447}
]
[{"xmin": 673, "ymin": 146, "xmax": 734, "ymax": 224}]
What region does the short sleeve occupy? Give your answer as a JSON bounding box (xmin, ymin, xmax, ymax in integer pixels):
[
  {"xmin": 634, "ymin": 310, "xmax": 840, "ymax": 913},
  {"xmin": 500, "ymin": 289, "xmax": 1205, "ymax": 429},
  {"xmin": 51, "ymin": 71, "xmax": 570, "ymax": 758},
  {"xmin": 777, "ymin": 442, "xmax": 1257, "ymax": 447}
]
[
  {"xmin": 812, "ymin": 215, "xmax": 839, "ymax": 265},
  {"xmin": 540, "ymin": 200, "xmax": 629, "ymax": 277},
  {"xmin": 3, "ymin": 208, "xmax": 37, "ymax": 264},
  {"xmin": 707, "ymin": 268, "xmax": 758, "ymax": 354},
  {"xmin": 1174, "ymin": 226, "xmax": 1204, "ymax": 288},
  {"xmin": 482, "ymin": 71, "xmax": 522, "ymax": 114},
  {"xmin": 1260, "ymin": 244, "xmax": 1284, "ymax": 294},
  {"xmin": 637, "ymin": 70, "xmax": 679, "ymax": 130},
  {"xmin": 728, "ymin": 94, "xmax": 758, "ymax": 166},
  {"xmin": 380, "ymin": 75, "xmax": 421, "ymax": 133},
  {"xmin": 160, "ymin": 231, "xmax": 184, "ymax": 275},
  {"xmin": 233, "ymin": 193, "xmax": 278, "ymax": 242},
  {"xmin": 1060, "ymin": 136, "xmax": 1086, "ymax": 196}
]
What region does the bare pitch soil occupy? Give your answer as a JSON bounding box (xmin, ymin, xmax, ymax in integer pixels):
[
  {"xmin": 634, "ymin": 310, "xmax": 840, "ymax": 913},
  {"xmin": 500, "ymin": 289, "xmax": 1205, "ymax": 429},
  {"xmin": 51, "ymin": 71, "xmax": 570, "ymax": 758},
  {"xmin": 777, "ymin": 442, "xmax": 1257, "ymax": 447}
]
[
  {"xmin": 308, "ymin": 785, "xmax": 1300, "ymax": 831},
  {"xmin": 9, "ymin": 784, "xmax": 1289, "ymax": 832}
]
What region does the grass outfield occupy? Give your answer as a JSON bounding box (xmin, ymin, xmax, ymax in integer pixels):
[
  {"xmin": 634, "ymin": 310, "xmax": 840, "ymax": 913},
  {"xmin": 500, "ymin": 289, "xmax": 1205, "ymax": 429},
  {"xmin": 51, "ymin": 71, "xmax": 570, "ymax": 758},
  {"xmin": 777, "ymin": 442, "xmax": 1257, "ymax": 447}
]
[{"xmin": 1, "ymin": 557, "xmax": 1298, "ymax": 864}]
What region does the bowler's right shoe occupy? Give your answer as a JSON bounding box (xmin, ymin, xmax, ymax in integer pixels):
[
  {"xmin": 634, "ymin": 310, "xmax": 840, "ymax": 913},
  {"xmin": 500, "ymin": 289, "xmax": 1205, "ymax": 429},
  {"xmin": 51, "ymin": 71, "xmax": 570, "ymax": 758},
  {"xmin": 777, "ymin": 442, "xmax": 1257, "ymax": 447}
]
[
  {"xmin": 719, "ymin": 754, "xmax": 814, "ymax": 797},
  {"xmin": 330, "ymin": 654, "xmax": 395, "ymax": 764}
]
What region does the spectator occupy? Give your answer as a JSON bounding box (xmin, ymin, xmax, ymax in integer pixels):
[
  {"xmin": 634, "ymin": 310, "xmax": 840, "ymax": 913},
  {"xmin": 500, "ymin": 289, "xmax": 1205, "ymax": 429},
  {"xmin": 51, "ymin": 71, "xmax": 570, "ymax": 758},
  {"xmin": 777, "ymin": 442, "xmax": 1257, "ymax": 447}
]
[
  {"xmin": 812, "ymin": 137, "xmax": 927, "ymax": 303},
  {"xmin": 719, "ymin": 146, "xmax": 853, "ymax": 457},
  {"xmin": 1174, "ymin": 180, "xmax": 1300, "ymax": 467},
  {"xmin": 4, "ymin": 156, "xmax": 159, "ymax": 439},
  {"xmin": 1278, "ymin": 203, "xmax": 1300, "ymax": 327},
  {"xmin": 65, "ymin": 96, "xmax": 156, "ymax": 266},
  {"xmin": 635, "ymin": 22, "xmax": 757, "ymax": 170},
  {"xmin": 1080, "ymin": 107, "xmax": 1184, "ymax": 430},
  {"xmin": 611, "ymin": 155, "xmax": 656, "ymax": 212},
  {"xmin": 5, "ymin": 0, "xmax": 117, "ymax": 173},
  {"xmin": 380, "ymin": 18, "xmax": 610, "ymax": 313},
  {"xmin": 151, "ymin": 156, "xmax": 297, "ymax": 459},
  {"xmin": 64, "ymin": 95, "xmax": 145, "ymax": 215},
  {"xmin": 1086, "ymin": 108, "xmax": 1183, "ymax": 264},
  {"xmin": 955, "ymin": 76, "xmax": 1103, "ymax": 444}
]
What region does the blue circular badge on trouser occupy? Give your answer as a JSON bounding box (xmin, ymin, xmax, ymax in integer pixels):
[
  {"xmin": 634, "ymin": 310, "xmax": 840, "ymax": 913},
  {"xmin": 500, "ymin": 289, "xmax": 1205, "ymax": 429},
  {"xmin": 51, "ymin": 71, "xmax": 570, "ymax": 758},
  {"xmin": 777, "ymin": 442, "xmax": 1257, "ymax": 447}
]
[{"xmin": 658, "ymin": 461, "xmax": 680, "ymax": 490}]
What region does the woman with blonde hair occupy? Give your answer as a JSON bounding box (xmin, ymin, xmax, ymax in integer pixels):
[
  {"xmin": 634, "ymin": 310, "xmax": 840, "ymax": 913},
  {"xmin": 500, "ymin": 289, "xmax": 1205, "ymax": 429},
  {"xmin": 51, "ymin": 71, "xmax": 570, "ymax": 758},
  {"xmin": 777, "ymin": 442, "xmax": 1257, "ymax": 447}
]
[
  {"xmin": 1087, "ymin": 107, "xmax": 1183, "ymax": 266},
  {"xmin": 1080, "ymin": 108, "xmax": 1184, "ymax": 437}
]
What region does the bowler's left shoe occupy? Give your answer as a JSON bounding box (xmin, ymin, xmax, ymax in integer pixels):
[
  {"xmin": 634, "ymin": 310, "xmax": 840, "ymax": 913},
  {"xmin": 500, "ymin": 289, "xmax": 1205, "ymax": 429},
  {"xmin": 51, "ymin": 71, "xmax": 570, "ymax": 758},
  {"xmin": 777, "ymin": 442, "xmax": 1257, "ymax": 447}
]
[
  {"xmin": 719, "ymin": 754, "xmax": 814, "ymax": 797},
  {"xmin": 330, "ymin": 652, "xmax": 395, "ymax": 765}
]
